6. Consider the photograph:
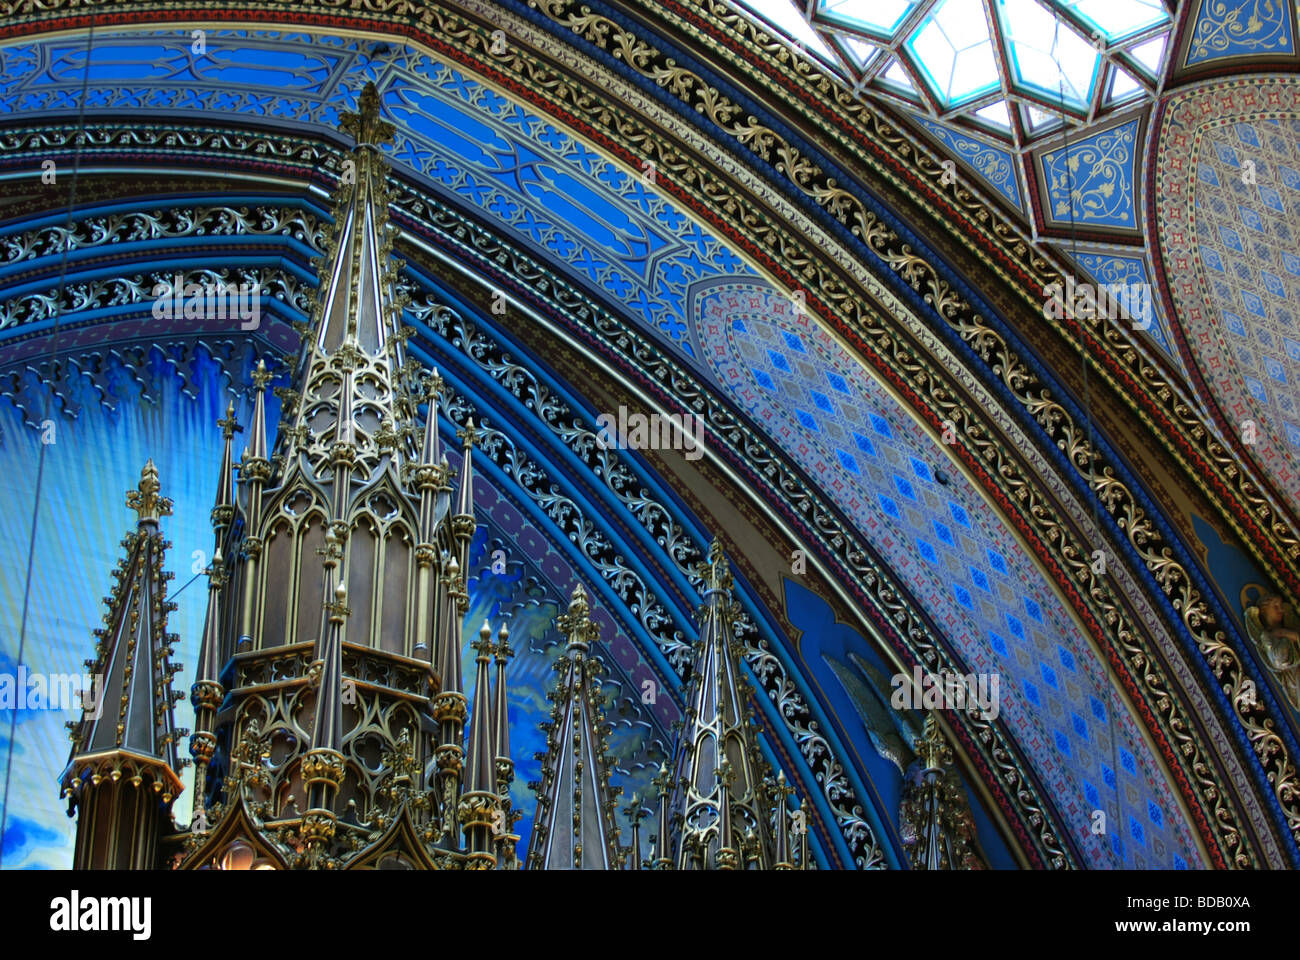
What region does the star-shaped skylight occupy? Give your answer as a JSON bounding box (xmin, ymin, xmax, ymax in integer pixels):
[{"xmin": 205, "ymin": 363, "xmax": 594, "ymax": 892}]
[{"xmin": 737, "ymin": 0, "xmax": 1170, "ymax": 146}]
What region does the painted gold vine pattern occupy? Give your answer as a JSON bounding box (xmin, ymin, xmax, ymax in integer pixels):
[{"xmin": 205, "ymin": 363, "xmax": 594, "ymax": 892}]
[
  {"xmin": 385, "ymin": 165, "xmax": 1081, "ymax": 866},
  {"xmin": 0, "ymin": 37, "xmax": 1258, "ymax": 868},
  {"xmin": 406, "ymin": 206, "xmax": 1079, "ymax": 869},
  {"xmin": 1, "ymin": 0, "xmax": 1296, "ymax": 615},
  {"xmin": 399, "ymin": 0, "xmax": 1270, "ymax": 864}
]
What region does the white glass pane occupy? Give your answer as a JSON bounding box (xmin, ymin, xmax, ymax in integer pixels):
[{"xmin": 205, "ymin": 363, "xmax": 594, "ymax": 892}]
[
  {"xmin": 1025, "ymin": 104, "xmax": 1059, "ymax": 130},
  {"xmin": 997, "ymin": 0, "xmax": 1099, "ymax": 108},
  {"xmin": 1054, "ymin": 23, "xmax": 1101, "ymax": 101},
  {"xmin": 1016, "ymin": 45, "xmax": 1066, "ymax": 93},
  {"xmin": 741, "ymin": 0, "xmax": 836, "ymax": 58},
  {"xmin": 975, "ymin": 99, "xmax": 1013, "ymax": 128},
  {"xmin": 843, "ymin": 36, "xmax": 877, "ymax": 65},
  {"xmin": 1128, "ymin": 33, "xmax": 1167, "ymax": 76},
  {"xmin": 951, "ymin": 42, "xmax": 1001, "ymax": 100},
  {"xmin": 821, "ymin": 0, "xmax": 918, "ymax": 36},
  {"xmin": 934, "ymin": 0, "xmax": 991, "ymax": 43},
  {"xmin": 882, "ymin": 58, "xmax": 917, "ymax": 90},
  {"xmin": 1005, "ymin": 0, "xmax": 1058, "ymax": 48},
  {"xmin": 910, "ymin": 22, "xmax": 957, "ymax": 95},
  {"xmin": 1058, "ymin": 0, "xmax": 1168, "ymax": 42},
  {"xmin": 1108, "ymin": 65, "xmax": 1141, "ymax": 100},
  {"xmin": 907, "ymin": 0, "xmax": 1000, "ymax": 105}
]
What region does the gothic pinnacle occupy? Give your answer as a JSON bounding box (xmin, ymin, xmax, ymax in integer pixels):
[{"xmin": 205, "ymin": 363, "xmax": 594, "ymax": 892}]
[{"xmin": 126, "ymin": 459, "xmax": 173, "ymax": 526}]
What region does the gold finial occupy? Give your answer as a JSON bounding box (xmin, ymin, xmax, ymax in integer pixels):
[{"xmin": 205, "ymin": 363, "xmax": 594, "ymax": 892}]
[
  {"xmin": 251, "ymin": 358, "xmax": 273, "ymax": 390},
  {"xmin": 457, "ymin": 416, "xmax": 484, "ymax": 450},
  {"xmin": 557, "ymin": 583, "xmax": 598, "ymax": 651},
  {"xmin": 125, "ymin": 459, "xmax": 173, "ymax": 524},
  {"xmin": 217, "ymin": 401, "xmax": 242, "ymax": 438},
  {"xmin": 339, "ymin": 81, "xmax": 395, "ymax": 147},
  {"xmin": 651, "ymin": 761, "xmax": 671, "ymax": 795},
  {"xmin": 624, "ymin": 791, "xmax": 646, "ymax": 824},
  {"xmin": 325, "ymin": 579, "xmax": 351, "ymax": 622},
  {"xmin": 425, "ymin": 368, "xmax": 444, "ymax": 401},
  {"xmin": 475, "ymin": 620, "xmax": 494, "ymax": 656}
]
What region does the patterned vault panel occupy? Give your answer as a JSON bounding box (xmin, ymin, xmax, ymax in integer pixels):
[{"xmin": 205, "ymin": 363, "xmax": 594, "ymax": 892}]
[{"xmin": 692, "ymin": 279, "xmax": 1203, "ymax": 868}]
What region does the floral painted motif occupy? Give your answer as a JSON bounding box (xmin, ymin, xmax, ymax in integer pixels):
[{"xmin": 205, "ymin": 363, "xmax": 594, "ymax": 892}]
[
  {"xmin": 1041, "ymin": 118, "xmax": 1139, "ymax": 229},
  {"xmin": 1187, "ymin": 0, "xmax": 1295, "ymax": 67}
]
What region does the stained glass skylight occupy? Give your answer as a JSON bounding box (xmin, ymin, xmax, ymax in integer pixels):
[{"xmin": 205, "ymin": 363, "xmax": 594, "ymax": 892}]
[
  {"xmin": 738, "ymin": 0, "xmax": 835, "ymax": 58},
  {"xmin": 1107, "ymin": 65, "xmax": 1141, "ymax": 103},
  {"xmin": 906, "ymin": 0, "xmax": 1001, "ymax": 107},
  {"xmin": 975, "ymin": 100, "xmax": 1013, "ymax": 129},
  {"xmin": 1128, "ymin": 34, "xmax": 1167, "ymax": 76},
  {"xmin": 882, "ymin": 58, "xmax": 918, "ymax": 91},
  {"xmin": 840, "ymin": 35, "xmax": 877, "ymax": 67},
  {"xmin": 1055, "ymin": 0, "xmax": 1169, "ymax": 43},
  {"xmin": 730, "ymin": 0, "xmax": 1175, "ymax": 223},
  {"xmin": 996, "ymin": 0, "xmax": 1101, "ymax": 110},
  {"xmin": 818, "ymin": 0, "xmax": 921, "ymax": 39}
]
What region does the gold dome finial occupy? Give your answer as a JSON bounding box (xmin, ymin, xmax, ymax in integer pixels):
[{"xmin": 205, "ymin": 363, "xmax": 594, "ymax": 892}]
[
  {"xmin": 557, "ymin": 583, "xmax": 598, "ymax": 652},
  {"xmin": 339, "ymin": 81, "xmax": 395, "ymax": 147},
  {"xmin": 125, "ymin": 459, "xmax": 173, "ymax": 525}
]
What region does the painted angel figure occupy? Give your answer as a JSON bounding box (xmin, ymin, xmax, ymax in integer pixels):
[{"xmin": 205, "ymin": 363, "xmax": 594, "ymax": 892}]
[{"xmin": 1245, "ymin": 594, "xmax": 1300, "ymax": 710}]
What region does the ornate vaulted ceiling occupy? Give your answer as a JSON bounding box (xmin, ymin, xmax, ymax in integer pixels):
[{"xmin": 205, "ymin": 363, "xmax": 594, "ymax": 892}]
[{"xmin": 1, "ymin": 0, "xmax": 1298, "ymax": 870}]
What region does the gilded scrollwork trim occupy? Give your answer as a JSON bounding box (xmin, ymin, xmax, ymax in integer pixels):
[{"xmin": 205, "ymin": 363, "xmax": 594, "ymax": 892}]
[
  {"xmin": 466, "ymin": 0, "xmax": 1292, "ymax": 864},
  {"xmin": 392, "ymin": 198, "xmax": 1076, "ymax": 867},
  {"xmin": 371, "ymin": 5, "xmax": 1265, "ymax": 863}
]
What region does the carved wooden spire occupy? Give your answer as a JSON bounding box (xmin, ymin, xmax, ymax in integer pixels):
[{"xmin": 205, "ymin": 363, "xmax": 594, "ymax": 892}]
[
  {"xmin": 272, "ymin": 80, "xmax": 415, "ymax": 496},
  {"xmin": 61, "ymin": 461, "xmax": 185, "ymax": 869},
  {"xmin": 668, "ymin": 541, "xmax": 775, "ymax": 869},
  {"xmin": 527, "ymin": 584, "xmax": 623, "ymax": 870}
]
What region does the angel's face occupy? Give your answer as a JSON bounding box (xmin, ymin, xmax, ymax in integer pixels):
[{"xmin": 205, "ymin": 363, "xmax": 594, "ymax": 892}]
[{"xmin": 1261, "ymin": 596, "xmax": 1286, "ymax": 628}]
